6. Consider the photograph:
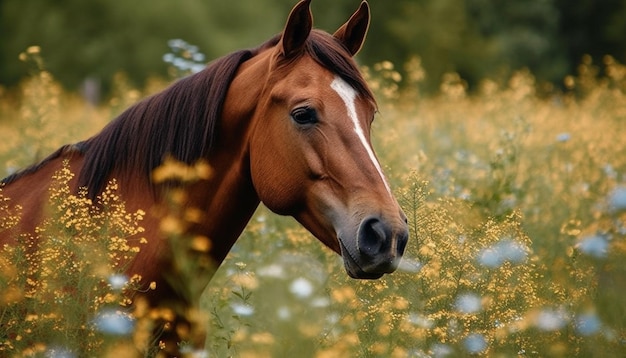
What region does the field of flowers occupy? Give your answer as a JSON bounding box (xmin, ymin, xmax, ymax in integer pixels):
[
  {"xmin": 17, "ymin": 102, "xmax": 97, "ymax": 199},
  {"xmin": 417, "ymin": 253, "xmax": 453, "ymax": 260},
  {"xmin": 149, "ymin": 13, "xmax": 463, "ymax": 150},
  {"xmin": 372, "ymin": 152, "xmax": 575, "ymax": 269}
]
[{"xmin": 2, "ymin": 47, "xmax": 626, "ymax": 357}]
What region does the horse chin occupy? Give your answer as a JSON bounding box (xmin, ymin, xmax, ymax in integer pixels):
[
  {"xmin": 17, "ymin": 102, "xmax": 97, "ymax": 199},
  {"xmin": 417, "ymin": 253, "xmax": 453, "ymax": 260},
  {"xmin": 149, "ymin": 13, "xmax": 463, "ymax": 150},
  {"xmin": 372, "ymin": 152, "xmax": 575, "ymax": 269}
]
[{"xmin": 338, "ymin": 238, "xmax": 385, "ymax": 280}]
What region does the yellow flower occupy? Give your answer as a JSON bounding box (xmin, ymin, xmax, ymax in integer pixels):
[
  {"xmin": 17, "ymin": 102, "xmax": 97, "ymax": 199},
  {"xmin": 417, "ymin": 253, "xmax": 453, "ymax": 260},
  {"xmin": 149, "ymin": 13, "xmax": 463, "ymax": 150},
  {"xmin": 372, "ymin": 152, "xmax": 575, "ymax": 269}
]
[{"xmin": 190, "ymin": 235, "xmax": 212, "ymax": 252}]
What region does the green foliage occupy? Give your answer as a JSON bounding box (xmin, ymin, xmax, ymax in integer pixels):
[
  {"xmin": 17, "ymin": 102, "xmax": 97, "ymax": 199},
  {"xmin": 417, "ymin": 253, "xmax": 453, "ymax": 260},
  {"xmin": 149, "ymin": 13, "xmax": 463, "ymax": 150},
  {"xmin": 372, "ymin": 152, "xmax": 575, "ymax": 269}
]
[{"xmin": 3, "ymin": 0, "xmax": 626, "ymax": 94}]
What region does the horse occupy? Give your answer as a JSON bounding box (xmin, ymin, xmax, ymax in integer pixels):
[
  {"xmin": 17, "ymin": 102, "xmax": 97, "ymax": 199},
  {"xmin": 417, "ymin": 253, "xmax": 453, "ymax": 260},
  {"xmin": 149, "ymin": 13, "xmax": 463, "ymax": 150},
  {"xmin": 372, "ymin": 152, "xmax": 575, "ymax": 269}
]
[{"xmin": 1, "ymin": 0, "xmax": 408, "ymax": 355}]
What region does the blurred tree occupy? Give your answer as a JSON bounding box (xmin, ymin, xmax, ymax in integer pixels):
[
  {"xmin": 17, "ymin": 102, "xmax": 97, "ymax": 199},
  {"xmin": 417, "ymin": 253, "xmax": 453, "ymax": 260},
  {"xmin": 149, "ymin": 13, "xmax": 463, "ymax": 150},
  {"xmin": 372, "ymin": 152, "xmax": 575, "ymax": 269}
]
[
  {"xmin": 556, "ymin": 0, "xmax": 626, "ymax": 70},
  {"xmin": 363, "ymin": 0, "xmax": 495, "ymax": 91},
  {"xmin": 466, "ymin": 0, "xmax": 567, "ymax": 85},
  {"xmin": 1, "ymin": 0, "xmax": 626, "ymax": 96},
  {"xmin": 1, "ymin": 0, "xmax": 222, "ymax": 92}
]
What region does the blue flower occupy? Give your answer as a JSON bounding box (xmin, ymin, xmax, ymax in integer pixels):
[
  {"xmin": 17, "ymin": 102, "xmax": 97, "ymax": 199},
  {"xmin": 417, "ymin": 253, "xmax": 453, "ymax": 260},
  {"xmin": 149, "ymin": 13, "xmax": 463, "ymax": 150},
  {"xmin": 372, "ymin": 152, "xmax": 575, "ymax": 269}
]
[
  {"xmin": 577, "ymin": 234, "xmax": 608, "ymax": 258},
  {"xmin": 556, "ymin": 132, "xmax": 571, "ymax": 142},
  {"xmin": 609, "ymin": 186, "xmax": 626, "ymax": 212},
  {"xmin": 93, "ymin": 309, "xmax": 134, "ymax": 335},
  {"xmin": 45, "ymin": 347, "xmax": 75, "ymax": 358},
  {"xmin": 478, "ymin": 238, "xmax": 529, "ymax": 268},
  {"xmin": 575, "ymin": 313, "xmax": 602, "ymax": 336},
  {"xmin": 455, "ymin": 293, "xmax": 482, "ymax": 314},
  {"xmin": 463, "ymin": 333, "xmax": 487, "ymax": 354}
]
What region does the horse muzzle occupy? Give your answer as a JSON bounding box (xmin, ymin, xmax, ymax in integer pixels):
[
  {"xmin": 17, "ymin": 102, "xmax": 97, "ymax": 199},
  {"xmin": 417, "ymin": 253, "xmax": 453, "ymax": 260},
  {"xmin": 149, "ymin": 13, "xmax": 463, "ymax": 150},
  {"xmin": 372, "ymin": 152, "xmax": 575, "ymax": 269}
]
[{"xmin": 338, "ymin": 215, "xmax": 409, "ymax": 279}]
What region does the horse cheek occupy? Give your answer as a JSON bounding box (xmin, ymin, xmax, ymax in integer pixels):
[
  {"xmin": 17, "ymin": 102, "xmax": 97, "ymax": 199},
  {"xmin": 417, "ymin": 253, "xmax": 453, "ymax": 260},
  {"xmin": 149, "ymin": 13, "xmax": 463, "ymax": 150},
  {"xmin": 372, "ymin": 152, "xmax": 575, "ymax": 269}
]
[{"xmin": 250, "ymin": 147, "xmax": 301, "ymax": 216}]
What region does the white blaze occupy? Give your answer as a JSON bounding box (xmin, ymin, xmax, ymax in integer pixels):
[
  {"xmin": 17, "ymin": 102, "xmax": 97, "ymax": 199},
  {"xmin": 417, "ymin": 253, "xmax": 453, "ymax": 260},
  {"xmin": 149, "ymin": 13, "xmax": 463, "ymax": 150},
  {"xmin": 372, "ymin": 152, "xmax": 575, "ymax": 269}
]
[{"xmin": 330, "ymin": 77, "xmax": 392, "ymax": 196}]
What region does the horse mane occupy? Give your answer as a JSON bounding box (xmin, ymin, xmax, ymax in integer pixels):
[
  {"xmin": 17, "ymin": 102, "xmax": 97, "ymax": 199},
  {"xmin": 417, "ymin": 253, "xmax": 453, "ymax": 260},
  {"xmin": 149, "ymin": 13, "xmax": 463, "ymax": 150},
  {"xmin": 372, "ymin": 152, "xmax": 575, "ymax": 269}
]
[
  {"xmin": 2, "ymin": 30, "xmax": 374, "ymax": 200},
  {"xmin": 75, "ymin": 49, "xmax": 258, "ymax": 200}
]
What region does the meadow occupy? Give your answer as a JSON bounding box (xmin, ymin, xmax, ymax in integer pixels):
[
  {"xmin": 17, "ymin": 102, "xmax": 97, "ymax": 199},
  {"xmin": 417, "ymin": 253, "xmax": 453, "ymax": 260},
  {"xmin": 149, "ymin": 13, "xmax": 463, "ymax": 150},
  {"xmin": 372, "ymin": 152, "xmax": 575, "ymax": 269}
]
[{"xmin": 1, "ymin": 47, "xmax": 626, "ymax": 357}]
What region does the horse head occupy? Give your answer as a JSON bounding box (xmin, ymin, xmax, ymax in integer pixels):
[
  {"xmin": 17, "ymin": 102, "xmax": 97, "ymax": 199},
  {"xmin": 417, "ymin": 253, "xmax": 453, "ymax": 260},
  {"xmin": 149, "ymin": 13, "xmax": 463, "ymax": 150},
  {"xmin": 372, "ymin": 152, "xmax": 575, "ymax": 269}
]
[{"xmin": 245, "ymin": 0, "xmax": 409, "ymax": 279}]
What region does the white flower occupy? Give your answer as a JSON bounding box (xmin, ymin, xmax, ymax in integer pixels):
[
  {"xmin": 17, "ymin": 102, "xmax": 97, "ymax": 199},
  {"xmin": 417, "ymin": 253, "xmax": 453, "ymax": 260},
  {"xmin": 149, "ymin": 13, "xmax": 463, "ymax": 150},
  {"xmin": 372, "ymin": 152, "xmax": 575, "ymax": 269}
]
[
  {"xmin": 231, "ymin": 302, "xmax": 254, "ymax": 316},
  {"xmin": 108, "ymin": 274, "xmax": 128, "ymax": 290},
  {"xmin": 290, "ymin": 277, "xmax": 314, "ymax": 298},
  {"xmin": 535, "ymin": 308, "xmax": 568, "ymax": 331}
]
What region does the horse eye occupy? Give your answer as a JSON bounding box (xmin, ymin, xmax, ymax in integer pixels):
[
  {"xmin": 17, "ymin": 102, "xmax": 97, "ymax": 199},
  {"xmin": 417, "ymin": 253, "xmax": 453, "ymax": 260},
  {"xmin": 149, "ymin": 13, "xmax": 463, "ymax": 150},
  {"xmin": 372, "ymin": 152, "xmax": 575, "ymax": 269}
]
[{"xmin": 290, "ymin": 107, "xmax": 318, "ymax": 126}]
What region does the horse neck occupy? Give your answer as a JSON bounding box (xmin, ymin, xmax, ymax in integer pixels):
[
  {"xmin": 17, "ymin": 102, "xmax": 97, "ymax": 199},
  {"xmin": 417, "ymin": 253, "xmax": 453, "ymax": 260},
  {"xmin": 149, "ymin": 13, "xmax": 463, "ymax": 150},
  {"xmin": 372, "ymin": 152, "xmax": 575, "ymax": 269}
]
[{"xmin": 181, "ymin": 51, "xmax": 274, "ymax": 264}]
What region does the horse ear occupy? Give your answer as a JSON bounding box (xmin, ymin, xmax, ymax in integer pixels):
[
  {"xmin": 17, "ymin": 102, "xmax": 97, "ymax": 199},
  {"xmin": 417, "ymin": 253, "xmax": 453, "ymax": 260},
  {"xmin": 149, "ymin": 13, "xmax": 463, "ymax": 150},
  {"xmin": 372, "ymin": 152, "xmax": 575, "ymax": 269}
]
[
  {"xmin": 279, "ymin": 0, "xmax": 313, "ymax": 58},
  {"xmin": 333, "ymin": 1, "xmax": 370, "ymax": 56}
]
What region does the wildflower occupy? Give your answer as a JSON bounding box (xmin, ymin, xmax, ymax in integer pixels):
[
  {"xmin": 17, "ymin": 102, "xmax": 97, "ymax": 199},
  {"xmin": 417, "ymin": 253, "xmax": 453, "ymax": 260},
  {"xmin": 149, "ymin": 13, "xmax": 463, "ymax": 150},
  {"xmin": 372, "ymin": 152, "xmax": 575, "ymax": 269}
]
[
  {"xmin": 93, "ymin": 309, "xmax": 135, "ymax": 335},
  {"xmin": 555, "ymin": 132, "xmax": 571, "ymax": 142},
  {"xmin": 44, "ymin": 346, "xmax": 75, "ymax": 358},
  {"xmin": 534, "ymin": 308, "xmax": 568, "ymax": 331},
  {"xmin": 277, "ymin": 306, "xmax": 291, "ymax": 320},
  {"xmin": 251, "ymin": 332, "xmax": 275, "ymax": 345},
  {"xmin": 478, "ymin": 238, "xmax": 528, "ymax": 268},
  {"xmin": 608, "ymin": 186, "xmax": 626, "ymax": 211},
  {"xmin": 257, "ymin": 264, "xmax": 286, "ymax": 278},
  {"xmin": 27, "ymin": 46, "xmax": 41, "ymax": 55},
  {"xmin": 230, "ymin": 302, "xmax": 254, "ymax": 316},
  {"xmin": 575, "ymin": 312, "xmax": 602, "ymax": 336},
  {"xmin": 463, "ymin": 333, "xmax": 487, "ymax": 354},
  {"xmin": 407, "ymin": 313, "xmax": 434, "ymax": 329},
  {"xmin": 190, "ymin": 235, "xmax": 211, "ymax": 252},
  {"xmin": 108, "ymin": 274, "xmax": 129, "ymax": 290},
  {"xmin": 576, "ymin": 234, "xmax": 608, "ymax": 258},
  {"xmin": 152, "ymin": 157, "xmax": 211, "ymax": 183},
  {"xmin": 454, "ymin": 293, "xmax": 482, "ymax": 314},
  {"xmin": 162, "ymin": 53, "xmax": 175, "ymax": 63},
  {"xmin": 431, "ymin": 343, "xmax": 453, "ymax": 357},
  {"xmin": 289, "ymin": 277, "xmax": 314, "ymax": 298},
  {"xmin": 232, "ymin": 272, "xmax": 258, "ymax": 290},
  {"xmin": 330, "ymin": 286, "xmax": 356, "ymax": 304},
  {"xmin": 311, "ymin": 296, "xmax": 330, "ymax": 308}
]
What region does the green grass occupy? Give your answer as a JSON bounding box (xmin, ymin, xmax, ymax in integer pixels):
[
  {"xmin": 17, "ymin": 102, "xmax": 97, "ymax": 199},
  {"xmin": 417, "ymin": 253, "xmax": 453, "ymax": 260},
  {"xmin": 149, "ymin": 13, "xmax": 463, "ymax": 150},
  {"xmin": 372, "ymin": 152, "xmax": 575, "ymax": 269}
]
[{"xmin": 1, "ymin": 49, "xmax": 626, "ymax": 357}]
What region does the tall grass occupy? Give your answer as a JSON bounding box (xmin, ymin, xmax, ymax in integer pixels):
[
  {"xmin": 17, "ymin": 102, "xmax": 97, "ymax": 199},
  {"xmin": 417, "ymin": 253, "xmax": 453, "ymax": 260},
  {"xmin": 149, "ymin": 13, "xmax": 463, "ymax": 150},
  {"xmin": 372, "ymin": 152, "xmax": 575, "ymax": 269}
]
[{"xmin": 1, "ymin": 48, "xmax": 625, "ymax": 357}]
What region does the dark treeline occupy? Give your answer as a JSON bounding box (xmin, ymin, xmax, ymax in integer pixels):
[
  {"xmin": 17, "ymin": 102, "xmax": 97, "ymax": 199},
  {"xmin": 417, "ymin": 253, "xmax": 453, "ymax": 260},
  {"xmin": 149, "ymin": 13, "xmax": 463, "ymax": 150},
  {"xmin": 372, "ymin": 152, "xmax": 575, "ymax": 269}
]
[{"xmin": 1, "ymin": 0, "xmax": 625, "ymax": 95}]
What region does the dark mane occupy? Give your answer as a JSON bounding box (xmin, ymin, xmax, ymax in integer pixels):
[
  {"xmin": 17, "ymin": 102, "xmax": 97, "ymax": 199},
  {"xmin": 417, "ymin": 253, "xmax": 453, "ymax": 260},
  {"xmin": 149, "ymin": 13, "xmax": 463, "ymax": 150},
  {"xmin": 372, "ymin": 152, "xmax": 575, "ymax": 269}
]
[
  {"xmin": 3, "ymin": 30, "xmax": 374, "ymax": 198},
  {"xmin": 76, "ymin": 48, "xmax": 258, "ymax": 200}
]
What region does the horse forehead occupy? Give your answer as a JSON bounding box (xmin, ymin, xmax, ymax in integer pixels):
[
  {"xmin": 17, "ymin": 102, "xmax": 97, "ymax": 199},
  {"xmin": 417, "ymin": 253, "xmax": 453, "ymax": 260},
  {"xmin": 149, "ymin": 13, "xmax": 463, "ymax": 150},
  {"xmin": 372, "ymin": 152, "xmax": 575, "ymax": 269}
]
[
  {"xmin": 330, "ymin": 77, "xmax": 357, "ymax": 103},
  {"xmin": 280, "ymin": 57, "xmax": 334, "ymax": 87},
  {"xmin": 328, "ymin": 77, "xmax": 375, "ymax": 119},
  {"xmin": 271, "ymin": 57, "xmax": 371, "ymax": 112}
]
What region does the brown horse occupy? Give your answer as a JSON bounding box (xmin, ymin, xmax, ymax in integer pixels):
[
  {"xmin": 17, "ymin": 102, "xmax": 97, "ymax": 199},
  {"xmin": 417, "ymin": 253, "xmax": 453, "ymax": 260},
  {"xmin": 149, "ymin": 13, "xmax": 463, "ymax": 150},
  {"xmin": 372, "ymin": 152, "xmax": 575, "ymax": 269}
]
[{"xmin": 1, "ymin": 0, "xmax": 408, "ymax": 354}]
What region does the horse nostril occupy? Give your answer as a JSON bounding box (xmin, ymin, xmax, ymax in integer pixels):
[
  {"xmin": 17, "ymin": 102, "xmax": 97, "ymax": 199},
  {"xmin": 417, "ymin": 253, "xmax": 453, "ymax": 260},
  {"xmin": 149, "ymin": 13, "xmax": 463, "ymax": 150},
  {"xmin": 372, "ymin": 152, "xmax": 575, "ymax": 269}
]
[
  {"xmin": 397, "ymin": 227, "xmax": 409, "ymax": 256},
  {"xmin": 358, "ymin": 217, "xmax": 389, "ymax": 257}
]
